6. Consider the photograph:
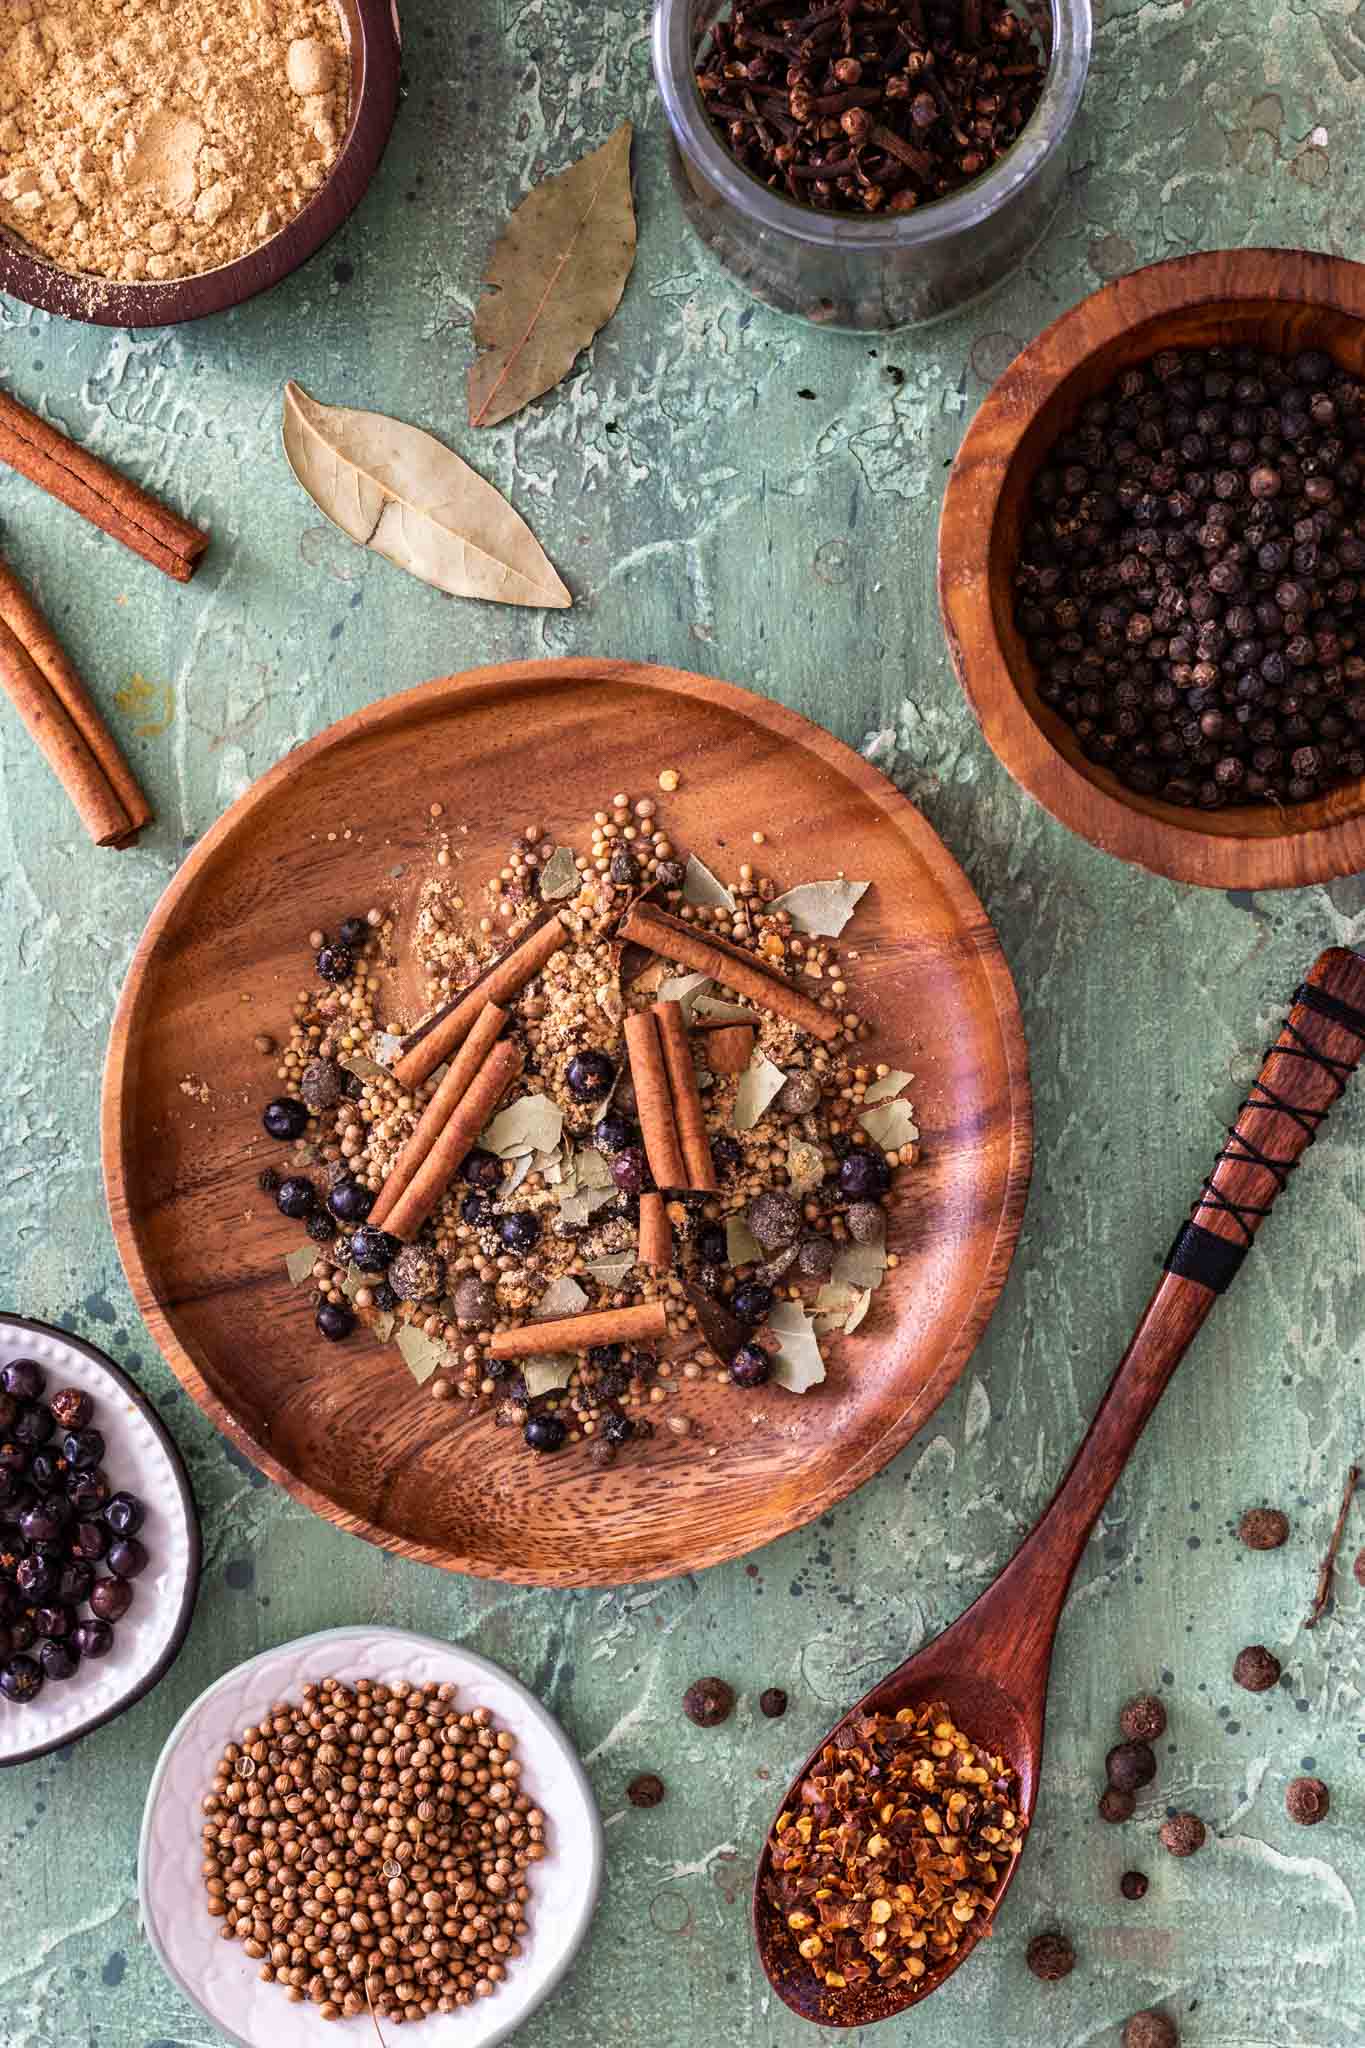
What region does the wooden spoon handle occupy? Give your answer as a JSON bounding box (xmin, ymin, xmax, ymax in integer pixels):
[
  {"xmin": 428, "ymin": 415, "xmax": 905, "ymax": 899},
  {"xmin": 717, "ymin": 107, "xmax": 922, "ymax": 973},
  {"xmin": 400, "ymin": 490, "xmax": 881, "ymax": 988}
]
[{"xmin": 1002, "ymin": 947, "xmax": 1365, "ymax": 1641}]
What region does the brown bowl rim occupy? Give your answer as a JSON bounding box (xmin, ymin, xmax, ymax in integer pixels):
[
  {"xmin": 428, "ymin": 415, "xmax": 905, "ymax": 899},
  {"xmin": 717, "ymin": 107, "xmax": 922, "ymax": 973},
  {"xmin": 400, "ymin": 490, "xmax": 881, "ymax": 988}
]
[
  {"xmin": 99, "ymin": 657, "xmax": 1034, "ymax": 1585},
  {"xmin": 0, "ymin": 0, "xmax": 401, "ymax": 329},
  {"xmin": 938, "ymin": 246, "xmax": 1365, "ymax": 889}
]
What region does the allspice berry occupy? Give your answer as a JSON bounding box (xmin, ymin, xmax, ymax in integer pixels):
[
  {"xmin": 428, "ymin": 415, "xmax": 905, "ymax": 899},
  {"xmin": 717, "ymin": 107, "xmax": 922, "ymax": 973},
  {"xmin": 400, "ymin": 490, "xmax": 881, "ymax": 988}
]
[
  {"xmin": 1353, "ymin": 1546, "xmax": 1365, "ymax": 1588},
  {"xmin": 1123, "ymin": 2011, "xmax": 1178, "ymax": 2048},
  {"xmin": 1286, "ymin": 1775, "xmax": 1330, "ymax": 1825},
  {"xmin": 759, "ymin": 1687, "xmax": 788, "ymax": 1719},
  {"xmin": 1159, "ymin": 1811, "xmax": 1207, "ymax": 1857},
  {"xmin": 627, "ymin": 1773, "xmax": 666, "ymax": 1808},
  {"xmin": 682, "ymin": 1676, "xmax": 735, "ymax": 1727},
  {"xmin": 1232, "ymin": 1644, "xmax": 1281, "ymax": 1692},
  {"xmin": 1238, "ymin": 1507, "xmax": 1289, "ymax": 1550},
  {"xmin": 1120, "ymin": 1870, "xmax": 1149, "ymax": 1901},
  {"xmin": 1099, "ymin": 1786, "xmax": 1136, "ymax": 1824},
  {"xmin": 1106, "ymin": 1740, "xmax": 1158, "ymax": 1793},
  {"xmin": 1119, "ymin": 1694, "xmax": 1167, "ymax": 1742},
  {"xmin": 1026, "ymin": 1931, "xmax": 1076, "ymax": 1981}
]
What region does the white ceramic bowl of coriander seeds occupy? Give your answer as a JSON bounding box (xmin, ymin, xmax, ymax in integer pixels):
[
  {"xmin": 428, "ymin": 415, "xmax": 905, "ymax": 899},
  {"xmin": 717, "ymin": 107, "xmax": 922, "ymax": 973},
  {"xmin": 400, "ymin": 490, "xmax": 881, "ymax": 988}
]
[{"xmin": 139, "ymin": 1626, "xmax": 603, "ymax": 2048}]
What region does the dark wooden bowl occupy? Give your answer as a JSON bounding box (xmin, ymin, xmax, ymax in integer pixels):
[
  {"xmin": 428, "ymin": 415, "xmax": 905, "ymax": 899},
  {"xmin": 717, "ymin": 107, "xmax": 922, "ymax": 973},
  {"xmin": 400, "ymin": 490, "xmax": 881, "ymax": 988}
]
[
  {"xmin": 102, "ymin": 660, "xmax": 1032, "ymax": 1587},
  {"xmin": 0, "ymin": 0, "xmax": 400, "ymax": 328},
  {"xmin": 939, "ymin": 248, "xmax": 1365, "ymax": 888}
]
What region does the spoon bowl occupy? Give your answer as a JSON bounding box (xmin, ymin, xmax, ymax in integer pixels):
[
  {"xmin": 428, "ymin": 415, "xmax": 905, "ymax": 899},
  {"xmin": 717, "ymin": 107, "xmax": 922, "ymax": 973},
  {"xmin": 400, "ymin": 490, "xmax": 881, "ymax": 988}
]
[
  {"xmin": 755, "ymin": 1652, "xmax": 1041, "ymax": 2026},
  {"xmin": 754, "ymin": 948, "xmax": 1365, "ymax": 2025}
]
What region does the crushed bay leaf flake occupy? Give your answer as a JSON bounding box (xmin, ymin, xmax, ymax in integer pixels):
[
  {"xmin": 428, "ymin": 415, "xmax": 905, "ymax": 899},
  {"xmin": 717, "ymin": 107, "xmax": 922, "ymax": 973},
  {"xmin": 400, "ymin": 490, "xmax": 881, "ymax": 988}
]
[
  {"xmin": 860, "ymin": 1099, "xmax": 919, "ymax": 1149},
  {"xmin": 538, "ymin": 846, "xmax": 580, "ymax": 900},
  {"xmin": 683, "ymin": 853, "xmax": 736, "ymax": 913},
  {"xmin": 733, "ymin": 1052, "xmax": 789, "ymax": 1132},
  {"xmin": 766, "ymin": 878, "xmax": 869, "ymax": 937},
  {"xmin": 862, "ymin": 1068, "xmax": 914, "ymax": 1106},
  {"xmin": 482, "ymin": 1092, "xmax": 564, "ymax": 1157}
]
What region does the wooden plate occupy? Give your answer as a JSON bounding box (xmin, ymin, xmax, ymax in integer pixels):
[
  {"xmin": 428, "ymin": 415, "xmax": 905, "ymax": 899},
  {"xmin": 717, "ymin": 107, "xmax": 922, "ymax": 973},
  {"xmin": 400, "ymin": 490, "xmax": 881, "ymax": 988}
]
[
  {"xmin": 0, "ymin": 0, "xmax": 400, "ymax": 328},
  {"xmin": 940, "ymin": 248, "xmax": 1365, "ymax": 888},
  {"xmin": 103, "ymin": 661, "xmax": 1031, "ymax": 1586}
]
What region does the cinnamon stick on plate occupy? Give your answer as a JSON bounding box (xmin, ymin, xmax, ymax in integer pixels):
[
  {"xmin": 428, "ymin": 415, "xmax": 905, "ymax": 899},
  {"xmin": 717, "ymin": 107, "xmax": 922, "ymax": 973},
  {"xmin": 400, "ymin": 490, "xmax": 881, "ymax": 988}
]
[
  {"xmin": 486, "ymin": 1300, "xmax": 669, "ymax": 1361},
  {"xmin": 384, "ymin": 1037, "xmax": 523, "ymax": 1242},
  {"xmin": 0, "ymin": 557, "xmax": 150, "ymax": 843},
  {"xmin": 619, "ymin": 901, "xmax": 840, "ymax": 1042},
  {"xmin": 393, "ymin": 917, "xmax": 568, "ymax": 1092},
  {"xmin": 370, "ymin": 1002, "xmax": 508, "ymax": 1227},
  {"xmin": 637, "ymin": 1191, "xmax": 672, "ymax": 1268},
  {"xmin": 0, "ymin": 386, "xmax": 208, "ymax": 583},
  {"xmin": 653, "ymin": 1000, "xmax": 718, "ymax": 1192},
  {"xmin": 624, "ymin": 1009, "xmax": 687, "ymax": 1191}
]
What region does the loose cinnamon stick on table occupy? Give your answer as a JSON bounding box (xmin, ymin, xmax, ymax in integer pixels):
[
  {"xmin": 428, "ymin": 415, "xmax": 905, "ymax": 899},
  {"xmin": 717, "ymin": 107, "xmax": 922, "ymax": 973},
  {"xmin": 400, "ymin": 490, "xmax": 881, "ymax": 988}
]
[
  {"xmin": 370, "ymin": 1002, "xmax": 508, "ymax": 1227},
  {"xmin": 0, "ymin": 557, "xmax": 150, "ymax": 842},
  {"xmin": 486, "ymin": 1299, "xmax": 669, "ymax": 1362},
  {"xmin": 653, "ymin": 999, "xmax": 717, "ymax": 1192},
  {"xmin": 619, "ymin": 901, "xmax": 840, "ymax": 1043},
  {"xmin": 637, "ymin": 1191, "xmax": 672, "ymax": 1268},
  {"xmin": 393, "ymin": 916, "xmax": 568, "ymax": 1092},
  {"xmin": 0, "ymin": 613, "xmax": 137, "ymax": 846},
  {"xmin": 384, "ymin": 1037, "xmax": 523, "ymax": 1242},
  {"xmin": 623, "ymin": 1008, "xmax": 688, "ymax": 1191},
  {"xmin": 0, "ymin": 386, "xmax": 209, "ymax": 583},
  {"xmin": 701, "ymin": 1022, "xmax": 756, "ymax": 1073}
]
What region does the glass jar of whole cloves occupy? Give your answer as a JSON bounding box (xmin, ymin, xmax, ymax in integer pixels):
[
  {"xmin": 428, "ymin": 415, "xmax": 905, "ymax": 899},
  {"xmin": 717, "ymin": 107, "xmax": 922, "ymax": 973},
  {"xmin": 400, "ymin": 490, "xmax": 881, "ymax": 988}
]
[{"xmin": 651, "ymin": 0, "xmax": 1090, "ymax": 332}]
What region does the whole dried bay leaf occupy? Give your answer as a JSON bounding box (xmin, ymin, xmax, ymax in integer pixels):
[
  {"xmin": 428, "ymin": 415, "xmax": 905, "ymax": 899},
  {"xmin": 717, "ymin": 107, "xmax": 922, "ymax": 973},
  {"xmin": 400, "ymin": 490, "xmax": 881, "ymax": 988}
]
[
  {"xmin": 282, "ymin": 382, "xmax": 570, "ymax": 609},
  {"xmin": 469, "ymin": 122, "xmax": 637, "ymax": 429}
]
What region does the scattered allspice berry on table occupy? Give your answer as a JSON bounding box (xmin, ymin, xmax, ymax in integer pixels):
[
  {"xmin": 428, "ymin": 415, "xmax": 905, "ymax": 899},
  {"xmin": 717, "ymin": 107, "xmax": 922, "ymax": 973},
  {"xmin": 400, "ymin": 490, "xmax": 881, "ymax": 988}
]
[
  {"xmin": 1099, "ymin": 1787, "xmax": 1136, "ymax": 1824},
  {"xmin": 1238, "ymin": 1506, "xmax": 1290, "ymax": 1550},
  {"xmin": 1124, "ymin": 2010, "xmax": 1179, "ymax": 2048},
  {"xmin": 682, "ymin": 1677, "xmax": 735, "ymax": 1727},
  {"xmin": 1286, "ymin": 1775, "xmax": 1331, "ymax": 1825},
  {"xmin": 758, "ymin": 1687, "xmax": 788, "ymax": 1719},
  {"xmin": 1232, "ymin": 1644, "xmax": 1282, "ymax": 1692},
  {"xmin": 1159, "ymin": 1811, "xmax": 1207, "ymax": 1857},
  {"xmin": 627, "ymin": 1773, "xmax": 666, "ymax": 1809},
  {"xmin": 1119, "ymin": 1694, "xmax": 1167, "ymax": 1742},
  {"xmin": 1106, "ymin": 1740, "xmax": 1158, "ymax": 1792},
  {"xmin": 1120, "ymin": 1870, "xmax": 1150, "ymax": 1901},
  {"xmin": 1026, "ymin": 1932, "xmax": 1077, "ymax": 1982}
]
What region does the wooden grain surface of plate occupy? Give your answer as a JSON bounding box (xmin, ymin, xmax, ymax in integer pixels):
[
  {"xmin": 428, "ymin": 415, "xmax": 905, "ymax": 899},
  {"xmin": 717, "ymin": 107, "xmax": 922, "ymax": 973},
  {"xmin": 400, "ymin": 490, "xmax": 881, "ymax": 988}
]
[{"xmin": 102, "ymin": 660, "xmax": 1032, "ymax": 1586}]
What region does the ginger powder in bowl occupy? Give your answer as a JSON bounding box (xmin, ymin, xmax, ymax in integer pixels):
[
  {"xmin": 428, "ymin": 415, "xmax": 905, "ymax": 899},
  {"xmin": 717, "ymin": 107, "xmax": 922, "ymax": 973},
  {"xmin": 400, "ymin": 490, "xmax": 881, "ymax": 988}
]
[{"xmin": 0, "ymin": 0, "xmax": 351, "ymax": 285}]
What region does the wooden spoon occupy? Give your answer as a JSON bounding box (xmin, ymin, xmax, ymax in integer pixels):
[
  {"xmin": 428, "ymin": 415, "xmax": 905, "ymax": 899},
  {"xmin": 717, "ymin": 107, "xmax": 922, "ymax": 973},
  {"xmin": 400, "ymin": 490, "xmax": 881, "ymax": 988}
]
[{"xmin": 755, "ymin": 946, "xmax": 1365, "ymax": 2028}]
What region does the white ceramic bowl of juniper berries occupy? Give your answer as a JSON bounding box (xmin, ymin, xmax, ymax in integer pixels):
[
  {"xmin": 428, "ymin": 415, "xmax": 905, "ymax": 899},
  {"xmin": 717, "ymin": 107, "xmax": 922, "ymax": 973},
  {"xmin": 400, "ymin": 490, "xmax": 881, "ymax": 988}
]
[
  {"xmin": 138, "ymin": 1624, "xmax": 604, "ymax": 2048},
  {"xmin": 0, "ymin": 1315, "xmax": 200, "ymax": 1768}
]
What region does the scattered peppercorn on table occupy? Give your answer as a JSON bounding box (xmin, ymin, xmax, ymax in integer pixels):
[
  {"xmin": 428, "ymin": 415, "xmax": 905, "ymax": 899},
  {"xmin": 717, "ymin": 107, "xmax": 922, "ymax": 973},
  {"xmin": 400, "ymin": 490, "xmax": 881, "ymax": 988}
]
[{"xmin": 2, "ymin": 0, "xmax": 1363, "ymax": 2044}]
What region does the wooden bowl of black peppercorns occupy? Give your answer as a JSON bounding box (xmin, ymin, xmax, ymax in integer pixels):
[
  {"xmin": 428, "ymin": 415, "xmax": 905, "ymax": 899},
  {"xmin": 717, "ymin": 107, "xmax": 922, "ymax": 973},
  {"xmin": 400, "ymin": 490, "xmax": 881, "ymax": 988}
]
[{"xmin": 938, "ymin": 247, "xmax": 1365, "ymax": 888}]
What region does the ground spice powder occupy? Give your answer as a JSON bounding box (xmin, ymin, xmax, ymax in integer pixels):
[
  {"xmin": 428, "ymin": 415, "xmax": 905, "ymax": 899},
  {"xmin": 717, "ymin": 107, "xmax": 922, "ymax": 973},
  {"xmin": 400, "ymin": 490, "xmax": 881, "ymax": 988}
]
[{"xmin": 0, "ymin": 0, "xmax": 349, "ymax": 282}]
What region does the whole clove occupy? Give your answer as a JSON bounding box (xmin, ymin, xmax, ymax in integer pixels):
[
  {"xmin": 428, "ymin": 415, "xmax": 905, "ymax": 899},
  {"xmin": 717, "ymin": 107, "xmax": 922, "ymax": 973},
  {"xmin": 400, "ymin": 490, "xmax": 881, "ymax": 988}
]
[{"xmin": 694, "ymin": 0, "xmax": 1049, "ymax": 218}]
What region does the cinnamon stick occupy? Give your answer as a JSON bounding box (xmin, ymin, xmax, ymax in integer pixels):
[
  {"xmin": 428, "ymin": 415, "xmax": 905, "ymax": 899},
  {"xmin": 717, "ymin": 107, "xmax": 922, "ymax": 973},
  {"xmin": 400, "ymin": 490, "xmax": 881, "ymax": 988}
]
[
  {"xmin": 637, "ymin": 1192, "xmax": 672, "ymax": 1268},
  {"xmin": 702, "ymin": 1023, "xmax": 756, "ymax": 1073},
  {"xmin": 0, "ymin": 386, "xmax": 208, "ymax": 582},
  {"xmin": 384, "ymin": 1038, "xmax": 523, "ymax": 1242},
  {"xmin": 0, "ymin": 614, "xmax": 135, "ymax": 845},
  {"xmin": 486, "ymin": 1299, "xmax": 669, "ymax": 1361},
  {"xmin": 393, "ymin": 917, "xmax": 568, "ymax": 1092},
  {"xmin": 0, "ymin": 558, "xmax": 150, "ymax": 841},
  {"xmin": 370, "ymin": 1002, "xmax": 508, "ymax": 1227},
  {"xmin": 619, "ymin": 902, "xmax": 840, "ymax": 1042},
  {"xmin": 653, "ymin": 1000, "xmax": 717, "ymax": 1192},
  {"xmin": 624, "ymin": 1009, "xmax": 687, "ymax": 1191}
]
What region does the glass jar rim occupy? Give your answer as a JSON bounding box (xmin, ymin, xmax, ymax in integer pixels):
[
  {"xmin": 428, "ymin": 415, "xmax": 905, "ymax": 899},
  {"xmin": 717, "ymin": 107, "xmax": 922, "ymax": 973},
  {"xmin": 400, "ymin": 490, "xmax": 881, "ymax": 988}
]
[{"xmin": 651, "ymin": 0, "xmax": 1092, "ymax": 249}]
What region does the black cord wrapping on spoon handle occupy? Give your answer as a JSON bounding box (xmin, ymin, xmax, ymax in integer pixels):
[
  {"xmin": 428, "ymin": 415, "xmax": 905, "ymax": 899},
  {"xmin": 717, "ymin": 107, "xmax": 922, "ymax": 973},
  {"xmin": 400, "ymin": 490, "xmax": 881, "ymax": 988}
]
[{"xmin": 1164, "ymin": 975, "xmax": 1365, "ymax": 1294}]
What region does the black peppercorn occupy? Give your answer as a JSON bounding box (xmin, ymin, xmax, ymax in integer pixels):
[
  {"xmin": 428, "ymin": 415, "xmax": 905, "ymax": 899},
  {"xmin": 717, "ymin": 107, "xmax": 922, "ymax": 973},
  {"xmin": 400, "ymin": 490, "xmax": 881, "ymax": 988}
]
[
  {"xmin": 1098, "ymin": 1786, "xmax": 1135, "ymax": 1823},
  {"xmin": 1106, "ymin": 1740, "xmax": 1157, "ymax": 1793},
  {"xmin": 1119, "ymin": 1870, "xmax": 1149, "ymax": 1901},
  {"xmin": 627, "ymin": 1773, "xmax": 666, "ymax": 1808},
  {"xmin": 759, "ymin": 1687, "xmax": 788, "ymax": 1719}
]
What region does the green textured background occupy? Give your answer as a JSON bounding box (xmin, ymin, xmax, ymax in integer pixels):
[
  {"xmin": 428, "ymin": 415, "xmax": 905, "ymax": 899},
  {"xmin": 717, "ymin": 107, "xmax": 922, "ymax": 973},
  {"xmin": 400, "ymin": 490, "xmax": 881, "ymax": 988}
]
[{"xmin": 2, "ymin": 0, "xmax": 1363, "ymax": 2042}]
